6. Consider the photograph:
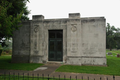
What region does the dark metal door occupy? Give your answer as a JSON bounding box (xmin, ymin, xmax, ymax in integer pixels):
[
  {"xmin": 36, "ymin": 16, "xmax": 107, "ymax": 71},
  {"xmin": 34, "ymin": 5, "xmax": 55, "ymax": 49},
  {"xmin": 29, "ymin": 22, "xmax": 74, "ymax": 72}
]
[{"xmin": 49, "ymin": 30, "xmax": 63, "ymax": 61}]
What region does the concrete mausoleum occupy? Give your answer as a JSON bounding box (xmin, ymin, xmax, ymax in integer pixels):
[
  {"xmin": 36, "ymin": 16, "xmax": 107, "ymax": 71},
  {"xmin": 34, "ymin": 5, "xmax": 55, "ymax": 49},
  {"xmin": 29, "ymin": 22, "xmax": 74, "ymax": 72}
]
[{"xmin": 12, "ymin": 13, "xmax": 106, "ymax": 65}]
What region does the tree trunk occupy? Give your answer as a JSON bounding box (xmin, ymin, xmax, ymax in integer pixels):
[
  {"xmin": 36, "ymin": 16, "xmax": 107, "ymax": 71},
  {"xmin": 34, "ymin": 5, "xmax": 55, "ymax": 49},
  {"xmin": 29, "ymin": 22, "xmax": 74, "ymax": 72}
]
[{"xmin": 0, "ymin": 49, "xmax": 2, "ymax": 56}]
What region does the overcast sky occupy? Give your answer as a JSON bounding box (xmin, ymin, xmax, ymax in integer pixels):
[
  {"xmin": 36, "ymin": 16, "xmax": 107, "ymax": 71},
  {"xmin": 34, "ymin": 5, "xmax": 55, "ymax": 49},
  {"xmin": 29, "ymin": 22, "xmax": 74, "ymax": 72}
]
[{"xmin": 26, "ymin": 0, "xmax": 120, "ymax": 28}]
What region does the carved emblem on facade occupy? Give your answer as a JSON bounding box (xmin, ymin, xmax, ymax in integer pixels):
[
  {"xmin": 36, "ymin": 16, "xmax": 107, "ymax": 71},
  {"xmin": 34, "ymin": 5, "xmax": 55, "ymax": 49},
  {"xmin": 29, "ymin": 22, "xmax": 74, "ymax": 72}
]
[
  {"xmin": 34, "ymin": 25, "xmax": 39, "ymax": 33},
  {"xmin": 71, "ymin": 24, "xmax": 77, "ymax": 32}
]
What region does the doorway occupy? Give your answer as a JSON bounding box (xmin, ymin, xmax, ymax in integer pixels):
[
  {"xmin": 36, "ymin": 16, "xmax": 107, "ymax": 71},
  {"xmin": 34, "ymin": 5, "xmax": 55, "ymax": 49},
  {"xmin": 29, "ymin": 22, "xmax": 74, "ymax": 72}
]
[{"xmin": 48, "ymin": 30, "xmax": 63, "ymax": 61}]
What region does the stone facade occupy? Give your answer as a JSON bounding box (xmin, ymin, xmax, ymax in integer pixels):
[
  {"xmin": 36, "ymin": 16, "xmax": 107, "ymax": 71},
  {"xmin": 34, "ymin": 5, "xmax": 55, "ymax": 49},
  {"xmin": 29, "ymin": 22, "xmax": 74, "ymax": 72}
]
[{"xmin": 12, "ymin": 13, "xmax": 106, "ymax": 65}]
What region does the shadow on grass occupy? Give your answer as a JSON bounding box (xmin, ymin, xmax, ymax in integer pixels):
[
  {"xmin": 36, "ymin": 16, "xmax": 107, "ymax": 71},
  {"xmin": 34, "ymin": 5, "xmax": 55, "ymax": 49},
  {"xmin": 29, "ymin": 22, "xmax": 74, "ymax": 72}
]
[{"xmin": 0, "ymin": 55, "xmax": 43, "ymax": 71}]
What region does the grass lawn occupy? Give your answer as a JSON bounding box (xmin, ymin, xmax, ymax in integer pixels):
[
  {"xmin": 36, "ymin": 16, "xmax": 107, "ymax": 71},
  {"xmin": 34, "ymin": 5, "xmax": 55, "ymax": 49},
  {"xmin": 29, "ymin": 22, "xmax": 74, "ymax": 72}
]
[
  {"xmin": 0, "ymin": 55, "xmax": 43, "ymax": 71},
  {"xmin": 0, "ymin": 75, "xmax": 74, "ymax": 80},
  {"xmin": 56, "ymin": 50, "xmax": 120, "ymax": 76}
]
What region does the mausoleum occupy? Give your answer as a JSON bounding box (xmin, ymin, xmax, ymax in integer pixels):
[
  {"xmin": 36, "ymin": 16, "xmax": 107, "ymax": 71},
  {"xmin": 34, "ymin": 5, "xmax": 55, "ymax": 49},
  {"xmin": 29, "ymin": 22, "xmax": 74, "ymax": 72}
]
[{"xmin": 12, "ymin": 13, "xmax": 106, "ymax": 65}]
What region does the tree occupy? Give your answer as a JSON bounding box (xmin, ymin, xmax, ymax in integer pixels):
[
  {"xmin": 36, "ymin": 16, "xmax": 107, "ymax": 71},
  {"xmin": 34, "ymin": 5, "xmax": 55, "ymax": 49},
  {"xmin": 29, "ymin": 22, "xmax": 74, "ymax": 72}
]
[
  {"xmin": 114, "ymin": 28, "xmax": 120, "ymax": 49},
  {"xmin": 0, "ymin": 0, "xmax": 30, "ymax": 46},
  {"xmin": 106, "ymin": 23, "xmax": 120, "ymax": 50}
]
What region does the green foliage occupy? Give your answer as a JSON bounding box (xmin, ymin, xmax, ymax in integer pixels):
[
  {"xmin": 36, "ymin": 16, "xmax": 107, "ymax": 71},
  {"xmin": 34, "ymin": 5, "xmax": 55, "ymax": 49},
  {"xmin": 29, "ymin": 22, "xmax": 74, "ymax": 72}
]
[
  {"xmin": 0, "ymin": 0, "xmax": 30, "ymax": 41},
  {"xmin": 0, "ymin": 44, "xmax": 2, "ymax": 49},
  {"xmin": 106, "ymin": 23, "xmax": 120, "ymax": 50},
  {"xmin": 2, "ymin": 38, "xmax": 12, "ymax": 50},
  {"xmin": 0, "ymin": 55, "xmax": 43, "ymax": 70},
  {"xmin": 0, "ymin": 38, "xmax": 12, "ymax": 55},
  {"xmin": 0, "ymin": 1, "xmax": 21, "ymax": 39},
  {"xmin": 56, "ymin": 50, "xmax": 120, "ymax": 76}
]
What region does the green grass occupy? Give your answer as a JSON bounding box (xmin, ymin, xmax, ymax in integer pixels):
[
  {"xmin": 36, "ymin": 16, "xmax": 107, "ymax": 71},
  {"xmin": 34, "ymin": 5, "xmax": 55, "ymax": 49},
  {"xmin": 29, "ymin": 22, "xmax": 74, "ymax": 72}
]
[
  {"xmin": 0, "ymin": 55, "xmax": 43, "ymax": 71},
  {"xmin": 0, "ymin": 76, "xmax": 52, "ymax": 80},
  {"xmin": 56, "ymin": 50, "xmax": 120, "ymax": 76},
  {"xmin": 0, "ymin": 75, "xmax": 79, "ymax": 80},
  {"xmin": 1, "ymin": 50, "xmax": 120, "ymax": 76}
]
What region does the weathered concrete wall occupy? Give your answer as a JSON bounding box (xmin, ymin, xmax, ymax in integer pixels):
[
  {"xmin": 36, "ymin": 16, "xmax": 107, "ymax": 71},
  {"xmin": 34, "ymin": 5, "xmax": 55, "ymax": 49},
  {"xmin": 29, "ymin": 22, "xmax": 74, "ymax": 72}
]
[
  {"xmin": 30, "ymin": 15, "xmax": 44, "ymax": 63},
  {"xmin": 12, "ymin": 21, "xmax": 31, "ymax": 63},
  {"xmin": 30, "ymin": 21, "xmax": 43, "ymax": 63},
  {"xmin": 66, "ymin": 15, "xmax": 106, "ymax": 65},
  {"xmin": 30, "ymin": 15, "xmax": 68, "ymax": 63},
  {"xmin": 12, "ymin": 13, "xmax": 106, "ymax": 65},
  {"xmin": 81, "ymin": 17, "xmax": 106, "ymax": 65},
  {"xmin": 30, "ymin": 19, "xmax": 67, "ymax": 63},
  {"xmin": 66, "ymin": 13, "xmax": 82, "ymax": 65}
]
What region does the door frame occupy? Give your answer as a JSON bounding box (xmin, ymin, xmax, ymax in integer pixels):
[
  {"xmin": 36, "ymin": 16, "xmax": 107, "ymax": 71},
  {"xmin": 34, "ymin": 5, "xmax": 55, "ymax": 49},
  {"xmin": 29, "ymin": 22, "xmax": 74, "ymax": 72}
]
[{"xmin": 48, "ymin": 30, "xmax": 63, "ymax": 61}]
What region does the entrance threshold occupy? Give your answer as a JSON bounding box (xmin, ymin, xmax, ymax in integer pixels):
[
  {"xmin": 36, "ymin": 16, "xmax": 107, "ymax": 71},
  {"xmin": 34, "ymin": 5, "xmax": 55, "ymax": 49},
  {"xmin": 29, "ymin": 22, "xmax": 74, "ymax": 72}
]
[{"xmin": 47, "ymin": 61, "xmax": 64, "ymax": 64}]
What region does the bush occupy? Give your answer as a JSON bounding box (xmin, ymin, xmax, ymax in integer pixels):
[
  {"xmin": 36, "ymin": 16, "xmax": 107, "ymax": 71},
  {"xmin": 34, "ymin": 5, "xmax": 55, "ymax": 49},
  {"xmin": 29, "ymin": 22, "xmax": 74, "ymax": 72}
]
[{"xmin": 1, "ymin": 49, "xmax": 12, "ymax": 55}]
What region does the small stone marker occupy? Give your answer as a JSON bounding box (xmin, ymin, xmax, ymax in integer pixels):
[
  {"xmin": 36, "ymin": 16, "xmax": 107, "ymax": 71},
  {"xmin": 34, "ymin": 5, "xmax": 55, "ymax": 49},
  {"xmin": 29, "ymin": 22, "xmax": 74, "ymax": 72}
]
[
  {"xmin": 107, "ymin": 52, "xmax": 112, "ymax": 55},
  {"xmin": 34, "ymin": 67, "xmax": 47, "ymax": 71},
  {"xmin": 117, "ymin": 54, "xmax": 120, "ymax": 57}
]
